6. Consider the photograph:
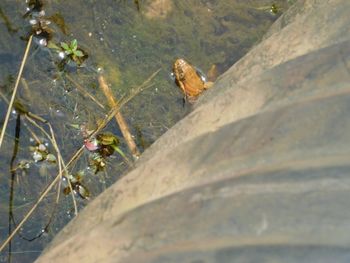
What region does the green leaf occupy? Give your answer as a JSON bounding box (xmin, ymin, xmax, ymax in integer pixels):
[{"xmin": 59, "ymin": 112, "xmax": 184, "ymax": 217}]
[
  {"xmin": 74, "ymin": 50, "xmax": 84, "ymax": 57},
  {"xmin": 113, "ymin": 146, "xmax": 127, "ymax": 160},
  {"xmin": 71, "ymin": 39, "xmax": 78, "ymax": 50},
  {"xmin": 60, "ymin": 42, "xmax": 70, "ymax": 51}
]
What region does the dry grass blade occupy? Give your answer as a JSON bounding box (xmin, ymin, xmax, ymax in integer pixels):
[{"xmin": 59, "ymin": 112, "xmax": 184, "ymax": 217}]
[
  {"xmin": 0, "ymin": 170, "xmax": 60, "ymax": 253},
  {"xmin": 25, "ymin": 116, "xmax": 78, "ymax": 215},
  {"xmin": 92, "ymin": 68, "xmax": 161, "ymax": 137},
  {"xmin": 47, "ymin": 123, "xmax": 76, "ymax": 213},
  {"xmin": 0, "ymin": 145, "xmax": 84, "ymax": 253},
  {"xmin": 0, "ymin": 35, "xmax": 33, "ymax": 150},
  {"xmin": 0, "ymin": 68, "xmax": 161, "ymax": 253},
  {"xmin": 0, "ymin": 90, "xmax": 9, "ymax": 103},
  {"xmin": 66, "ymin": 74, "xmax": 105, "ymax": 109}
]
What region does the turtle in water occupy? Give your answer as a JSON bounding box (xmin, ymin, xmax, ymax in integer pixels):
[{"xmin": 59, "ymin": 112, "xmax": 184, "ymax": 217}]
[{"xmin": 172, "ymin": 58, "xmax": 215, "ymax": 104}]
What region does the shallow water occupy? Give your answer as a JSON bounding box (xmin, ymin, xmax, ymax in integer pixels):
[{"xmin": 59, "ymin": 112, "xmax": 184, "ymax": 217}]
[{"xmin": 0, "ymin": 0, "xmax": 292, "ymax": 262}]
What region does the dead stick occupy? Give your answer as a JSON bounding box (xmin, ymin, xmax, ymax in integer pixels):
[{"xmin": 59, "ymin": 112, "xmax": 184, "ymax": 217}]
[
  {"xmin": 98, "ymin": 75, "xmax": 140, "ymax": 158},
  {"xmin": 0, "ymin": 70, "xmax": 161, "ymax": 252},
  {"xmin": 0, "ymin": 35, "xmax": 32, "ymax": 150}
]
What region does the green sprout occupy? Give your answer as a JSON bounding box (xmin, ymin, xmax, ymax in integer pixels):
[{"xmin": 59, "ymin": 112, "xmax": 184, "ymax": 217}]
[
  {"xmin": 60, "ymin": 39, "xmax": 84, "ymax": 61},
  {"xmin": 47, "ymin": 38, "xmax": 87, "ymax": 67}
]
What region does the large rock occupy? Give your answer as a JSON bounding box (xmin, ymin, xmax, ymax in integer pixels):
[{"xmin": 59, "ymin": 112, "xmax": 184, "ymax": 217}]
[{"xmin": 36, "ymin": 0, "xmax": 350, "ymax": 262}]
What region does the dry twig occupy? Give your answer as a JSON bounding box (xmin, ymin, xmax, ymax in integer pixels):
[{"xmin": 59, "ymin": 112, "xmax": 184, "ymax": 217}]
[
  {"xmin": 0, "ymin": 68, "xmax": 161, "ymax": 253},
  {"xmin": 66, "ymin": 74, "xmax": 105, "ymax": 109},
  {"xmin": 25, "ymin": 116, "xmax": 78, "ymax": 215},
  {"xmin": 98, "ymin": 74, "xmax": 140, "ymax": 158},
  {"xmin": 0, "ymin": 35, "xmax": 33, "ymax": 150}
]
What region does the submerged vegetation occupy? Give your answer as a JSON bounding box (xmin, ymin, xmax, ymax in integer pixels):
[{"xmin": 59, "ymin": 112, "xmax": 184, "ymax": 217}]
[{"xmin": 0, "ymin": 0, "xmax": 295, "ymax": 261}]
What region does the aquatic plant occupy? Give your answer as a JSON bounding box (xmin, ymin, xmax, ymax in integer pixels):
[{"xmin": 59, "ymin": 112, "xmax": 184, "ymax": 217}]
[
  {"xmin": 47, "ymin": 38, "xmax": 86, "ymax": 67},
  {"xmin": 60, "ymin": 39, "xmax": 84, "ymax": 61},
  {"xmin": 63, "ymin": 171, "xmax": 90, "ymax": 200}
]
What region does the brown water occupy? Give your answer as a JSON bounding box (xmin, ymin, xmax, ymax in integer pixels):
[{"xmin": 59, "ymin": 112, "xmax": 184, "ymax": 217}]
[{"xmin": 0, "ymin": 0, "xmax": 293, "ymax": 262}]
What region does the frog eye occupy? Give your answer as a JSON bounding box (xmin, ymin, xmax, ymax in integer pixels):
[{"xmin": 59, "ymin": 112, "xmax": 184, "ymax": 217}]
[{"xmin": 179, "ymin": 72, "xmax": 185, "ymax": 80}]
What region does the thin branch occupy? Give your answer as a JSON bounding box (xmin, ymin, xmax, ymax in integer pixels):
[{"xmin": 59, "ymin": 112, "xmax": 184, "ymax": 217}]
[
  {"xmin": 25, "ymin": 116, "xmax": 78, "ymax": 215},
  {"xmin": 0, "ymin": 35, "xmax": 33, "ymax": 150},
  {"xmin": 0, "ymin": 145, "xmax": 84, "ymax": 253},
  {"xmin": 0, "ymin": 169, "xmax": 60, "ymax": 253},
  {"xmin": 92, "ymin": 68, "xmax": 161, "ymax": 137},
  {"xmin": 0, "ymin": 89, "xmax": 9, "ymax": 103},
  {"xmin": 47, "ymin": 123, "xmax": 78, "ymax": 215},
  {"xmin": 66, "ymin": 74, "xmax": 105, "ymax": 110},
  {"xmin": 0, "ymin": 68, "xmax": 160, "ymax": 253},
  {"xmin": 98, "ymin": 74, "xmax": 140, "ymax": 158}
]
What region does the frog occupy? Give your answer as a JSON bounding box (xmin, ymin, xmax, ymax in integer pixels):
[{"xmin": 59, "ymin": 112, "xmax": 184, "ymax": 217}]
[{"xmin": 172, "ymin": 58, "xmax": 214, "ymax": 103}]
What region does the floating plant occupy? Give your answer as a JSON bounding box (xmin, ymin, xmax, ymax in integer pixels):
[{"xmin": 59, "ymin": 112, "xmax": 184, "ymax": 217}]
[
  {"xmin": 47, "ymin": 39, "xmax": 87, "ymax": 68},
  {"xmin": 63, "ymin": 171, "xmax": 90, "ymax": 200},
  {"xmin": 60, "ymin": 39, "xmax": 85, "ymax": 63},
  {"xmin": 84, "ymin": 132, "xmax": 127, "ymax": 173},
  {"xmin": 30, "ymin": 142, "xmax": 57, "ymax": 163}
]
